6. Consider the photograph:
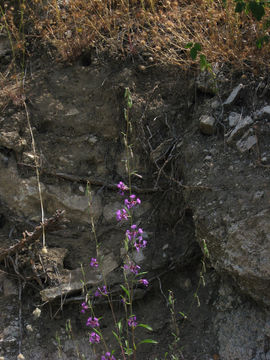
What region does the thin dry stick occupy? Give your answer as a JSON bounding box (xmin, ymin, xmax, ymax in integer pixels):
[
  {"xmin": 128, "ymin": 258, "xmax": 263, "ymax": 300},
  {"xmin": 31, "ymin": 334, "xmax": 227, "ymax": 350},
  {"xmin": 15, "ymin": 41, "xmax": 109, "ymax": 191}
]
[
  {"xmin": 17, "ymin": 163, "xmax": 161, "ymax": 194},
  {"xmin": 18, "ymin": 275, "xmax": 23, "ymax": 356},
  {"xmin": 23, "ymin": 100, "xmax": 46, "ymax": 251},
  {"xmin": 0, "ymin": 210, "xmax": 65, "ymax": 262}
]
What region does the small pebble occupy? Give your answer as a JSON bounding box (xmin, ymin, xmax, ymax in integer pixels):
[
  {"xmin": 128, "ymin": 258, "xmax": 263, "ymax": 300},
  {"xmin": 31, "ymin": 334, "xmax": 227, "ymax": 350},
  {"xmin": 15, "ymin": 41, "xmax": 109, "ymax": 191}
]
[
  {"xmin": 26, "ymin": 324, "xmax": 33, "ymax": 332},
  {"xmin": 33, "ymin": 308, "xmax": 41, "ymax": 319},
  {"xmin": 138, "ymin": 64, "xmax": 146, "ymax": 71}
]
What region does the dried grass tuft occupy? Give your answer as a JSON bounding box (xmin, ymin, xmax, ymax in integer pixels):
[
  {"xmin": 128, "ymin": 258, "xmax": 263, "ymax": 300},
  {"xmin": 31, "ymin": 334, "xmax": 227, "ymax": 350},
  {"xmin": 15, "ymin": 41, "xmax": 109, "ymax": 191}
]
[{"xmin": 1, "ymin": 0, "xmax": 270, "ymax": 72}]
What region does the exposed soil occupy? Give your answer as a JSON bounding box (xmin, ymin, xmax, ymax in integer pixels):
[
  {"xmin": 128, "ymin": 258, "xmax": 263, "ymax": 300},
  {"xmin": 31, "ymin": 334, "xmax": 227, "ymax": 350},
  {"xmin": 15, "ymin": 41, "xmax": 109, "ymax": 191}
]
[{"xmin": 0, "ymin": 51, "xmax": 270, "ymax": 360}]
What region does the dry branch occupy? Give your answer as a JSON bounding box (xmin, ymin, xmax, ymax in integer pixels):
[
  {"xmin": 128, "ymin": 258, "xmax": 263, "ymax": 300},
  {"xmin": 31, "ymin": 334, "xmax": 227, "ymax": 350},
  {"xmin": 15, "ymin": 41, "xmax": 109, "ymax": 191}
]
[
  {"xmin": 0, "ymin": 210, "xmax": 65, "ymax": 262},
  {"xmin": 17, "ymin": 163, "xmax": 162, "ymax": 193}
]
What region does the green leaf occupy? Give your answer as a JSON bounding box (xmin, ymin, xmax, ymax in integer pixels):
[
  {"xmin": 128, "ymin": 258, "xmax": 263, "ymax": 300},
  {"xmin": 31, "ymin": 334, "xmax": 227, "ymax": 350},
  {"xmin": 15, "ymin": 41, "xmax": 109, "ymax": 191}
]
[
  {"xmin": 127, "ymin": 98, "xmax": 132, "ymax": 109},
  {"xmin": 124, "ymin": 108, "xmax": 128, "ymax": 121},
  {"xmin": 136, "ymin": 271, "xmax": 148, "ymax": 277},
  {"xmin": 248, "ymin": 1, "xmax": 265, "ymax": 21},
  {"xmin": 124, "ymin": 340, "xmax": 134, "ymax": 355},
  {"xmin": 120, "ymin": 285, "xmax": 130, "ymax": 299},
  {"xmin": 193, "ymin": 43, "xmax": 202, "ymax": 51},
  {"xmin": 124, "ymin": 87, "xmax": 133, "ymax": 109},
  {"xmin": 185, "ymin": 42, "xmax": 193, "ymax": 49},
  {"xmin": 235, "ymin": 0, "xmax": 246, "ymax": 13},
  {"xmin": 138, "ymin": 339, "xmax": 158, "ymax": 345},
  {"xmin": 117, "ymin": 320, "xmax": 122, "ymax": 333},
  {"xmin": 124, "ymin": 347, "xmax": 133, "ymax": 356},
  {"xmin": 137, "ymin": 323, "xmax": 153, "ymax": 331},
  {"xmin": 171, "ymin": 332, "xmax": 180, "ymax": 342},
  {"xmin": 179, "ymin": 311, "xmax": 187, "ymax": 319},
  {"xmin": 190, "ymin": 43, "xmax": 202, "ymax": 60},
  {"xmin": 190, "ymin": 48, "xmax": 197, "ymax": 60},
  {"xmin": 112, "ymin": 331, "xmax": 120, "ymax": 342},
  {"xmin": 199, "ymin": 54, "xmax": 211, "ymax": 72}
]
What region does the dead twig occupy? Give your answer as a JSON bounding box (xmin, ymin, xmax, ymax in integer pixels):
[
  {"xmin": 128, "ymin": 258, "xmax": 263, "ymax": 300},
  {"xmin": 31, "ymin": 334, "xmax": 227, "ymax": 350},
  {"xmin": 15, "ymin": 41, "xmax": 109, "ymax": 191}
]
[
  {"xmin": 17, "ymin": 163, "xmax": 161, "ymax": 194},
  {"xmin": 0, "ymin": 210, "xmax": 65, "ymax": 262}
]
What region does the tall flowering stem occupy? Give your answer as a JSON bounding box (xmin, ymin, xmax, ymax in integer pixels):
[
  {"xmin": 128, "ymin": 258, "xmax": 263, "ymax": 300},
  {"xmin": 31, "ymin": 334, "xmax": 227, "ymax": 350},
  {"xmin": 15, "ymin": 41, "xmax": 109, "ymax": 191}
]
[
  {"xmin": 86, "ymin": 182, "xmax": 127, "ymax": 359},
  {"xmin": 85, "ymin": 88, "xmax": 155, "ymax": 359},
  {"xmin": 119, "ymin": 88, "xmax": 138, "ymax": 357},
  {"xmin": 124, "ymin": 87, "xmax": 133, "ymax": 199}
]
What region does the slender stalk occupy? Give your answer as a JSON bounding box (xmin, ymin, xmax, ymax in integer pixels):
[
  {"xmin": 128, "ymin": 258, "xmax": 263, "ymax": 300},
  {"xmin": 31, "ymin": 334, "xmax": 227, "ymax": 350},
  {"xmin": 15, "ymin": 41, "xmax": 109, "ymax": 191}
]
[{"xmin": 24, "ymin": 101, "xmax": 46, "ymax": 251}]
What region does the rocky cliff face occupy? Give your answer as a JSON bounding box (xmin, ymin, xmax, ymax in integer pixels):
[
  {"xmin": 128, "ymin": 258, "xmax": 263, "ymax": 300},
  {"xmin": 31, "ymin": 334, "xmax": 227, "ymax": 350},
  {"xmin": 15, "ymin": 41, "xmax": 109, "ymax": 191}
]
[{"xmin": 0, "ymin": 55, "xmax": 270, "ymax": 360}]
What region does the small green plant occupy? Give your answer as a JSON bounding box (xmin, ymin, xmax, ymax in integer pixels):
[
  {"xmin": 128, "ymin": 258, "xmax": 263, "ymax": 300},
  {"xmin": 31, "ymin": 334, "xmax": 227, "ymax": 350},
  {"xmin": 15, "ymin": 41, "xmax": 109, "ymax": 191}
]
[
  {"xmin": 55, "ymin": 331, "xmax": 63, "ymax": 358},
  {"xmin": 185, "ymin": 42, "xmax": 212, "ymax": 72},
  {"xmin": 235, "ymin": 0, "xmax": 266, "ymax": 21},
  {"xmin": 193, "ymin": 239, "xmax": 210, "ymax": 308},
  {"xmin": 167, "ymin": 290, "xmax": 183, "ymax": 360}
]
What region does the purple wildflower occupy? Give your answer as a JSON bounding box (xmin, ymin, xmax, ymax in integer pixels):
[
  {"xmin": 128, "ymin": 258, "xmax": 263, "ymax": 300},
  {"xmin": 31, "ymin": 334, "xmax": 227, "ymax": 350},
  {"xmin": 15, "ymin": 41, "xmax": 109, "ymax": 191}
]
[
  {"xmin": 124, "ymin": 262, "xmax": 141, "ymax": 275},
  {"xmin": 86, "ymin": 317, "xmax": 100, "ymax": 327},
  {"xmin": 124, "ymin": 195, "xmax": 141, "ymax": 209},
  {"xmin": 89, "ymin": 332, "xmax": 101, "ymax": 344},
  {"xmin": 90, "ymin": 258, "xmax": 98, "ymax": 268},
  {"xmin": 126, "ymin": 224, "xmax": 143, "ymax": 242},
  {"xmin": 116, "ymin": 208, "xmax": 128, "ymax": 221},
  {"xmin": 101, "ymin": 352, "xmax": 116, "ymax": 360},
  {"xmin": 128, "ymin": 316, "xmax": 137, "ymax": 328},
  {"xmin": 94, "ymin": 285, "xmax": 108, "ymax": 297},
  {"xmin": 81, "ymin": 302, "xmax": 88, "ymax": 314},
  {"xmin": 134, "ymin": 238, "xmax": 147, "ymax": 252},
  {"xmin": 139, "ymin": 279, "xmax": 149, "ymax": 287},
  {"xmin": 117, "ymin": 181, "xmax": 129, "ymax": 196}
]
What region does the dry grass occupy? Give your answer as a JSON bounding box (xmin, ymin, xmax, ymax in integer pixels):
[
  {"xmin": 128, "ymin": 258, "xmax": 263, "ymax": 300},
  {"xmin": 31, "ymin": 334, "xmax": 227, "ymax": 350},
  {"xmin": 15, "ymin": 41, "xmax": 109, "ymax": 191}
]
[{"xmin": 1, "ymin": 0, "xmax": 270, "ymax": 72}]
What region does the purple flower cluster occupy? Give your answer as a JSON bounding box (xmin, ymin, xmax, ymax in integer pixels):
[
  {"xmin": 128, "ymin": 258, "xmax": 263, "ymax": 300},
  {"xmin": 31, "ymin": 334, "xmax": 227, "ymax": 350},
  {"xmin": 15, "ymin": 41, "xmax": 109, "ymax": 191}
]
[
  {"xmin": 126, "ymin": 224, "xmax": 143, "ymax": 241},
  {"xmin": 84, "ymin": 181, "xmax": 150, "ymax": 351},
  {"xmin": 126, "ymin": 224, "xmax": 147, "ymax": 252},
  {"xmin": 124, "ymin": 262, "xmax": 141, "ymax": 275},
  {"xmin": 90, "ymin": 258, "xmax": 98, "ymax": 268},
  {"xmin": 124, "ymin": 194, "xmax": 141, "ymax": 209},
  {"xmin": 95, "ymin": 285, "xmax": 108, "ymax": 297},
  {"xmin": 116, "ymin": 208, "xmax": 128, "ymax": 222},
  {"xmin": 139, "ymin": 279, "xmax": 149, "ymax": 287},
  {"xmin": 128, "ymin": 316, "xmax": 137, "ymax": 328},
  {"xmin": 86, "ymin": 317, "xmax": 100, "ymax": 327},
  {"xmin": 81, "ymin": 302, "xmax": 88, "ymax": 314},
  {"xmin": 117, "ymin": 181, "xmax": 129, "ymax": 196},
  {"xmin": 101, "ymin": 352, "xmax": 116, "ymax": 360},
  {"xmin": 115, "ymin": 182, "xmax": 147, "ymax": 253},
  {"xmin": 89, "ymin": 332, "xmax": 100, "ymax": 344},
  {"xmin": 116, "ymin": 180, "xmax": 149, "ymax": 279}
]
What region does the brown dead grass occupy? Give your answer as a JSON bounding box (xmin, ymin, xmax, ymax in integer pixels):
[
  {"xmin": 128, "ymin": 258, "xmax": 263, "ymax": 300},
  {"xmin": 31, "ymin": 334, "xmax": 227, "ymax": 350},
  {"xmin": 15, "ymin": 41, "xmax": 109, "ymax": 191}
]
[{"xmin": 1, "ymin": 0, "xmax": 270, "ymax": 72}]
